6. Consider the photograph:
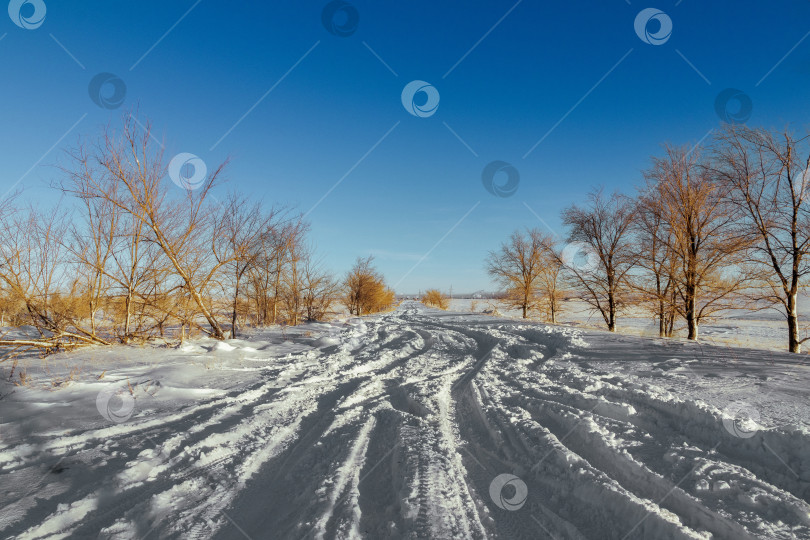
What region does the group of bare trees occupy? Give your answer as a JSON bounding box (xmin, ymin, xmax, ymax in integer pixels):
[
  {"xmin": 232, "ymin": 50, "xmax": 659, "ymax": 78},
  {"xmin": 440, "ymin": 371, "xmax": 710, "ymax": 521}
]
[
  {"xmin": 0, "ymin": 115, "xmax": 394, "ymax": 351},
  {"xmin": 488, "ymin": 124, "xmax": 810, "ymax": 353}
]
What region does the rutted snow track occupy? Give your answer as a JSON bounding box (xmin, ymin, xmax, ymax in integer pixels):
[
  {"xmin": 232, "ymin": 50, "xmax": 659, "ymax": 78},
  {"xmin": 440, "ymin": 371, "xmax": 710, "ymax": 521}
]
[{"xmin": 1, "ymin": 301, "xmax": 809, "ymax": 539}]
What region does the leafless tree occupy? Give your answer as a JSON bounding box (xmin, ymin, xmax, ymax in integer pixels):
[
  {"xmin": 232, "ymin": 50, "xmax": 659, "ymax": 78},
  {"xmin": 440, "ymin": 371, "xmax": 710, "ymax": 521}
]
[
  {"xmin": 68, "ymin": 187, "xmax": 115, "ymax": 337},
  {"xmin": 281, "ymin": 239, "xmax": 304, "ymax": 325},
  {"xmin": 246, "ymin": 221, "xmax": 304, "ymax": 326},
  {"xmin": 643, "ymin": 145, "xmax": 750, "ymax": 340},
  {"xmin": 561, "ymin": 189, "xmax": 636, "ymax": 331},
  {"xmin": 711, "ymin": 125, "xmax": 810, "ymax": 352},
  {"xmin": 61, "ymin": 146, "xmax": 165, "ymax": 342},
  {"xmin": 632, "ymin": 192, "xmax": 679, "ymax": 337},
  {"xmin": 87, "ymin": 115, "xmax": 231, "ymax": 339},
  {"xmin": 110, "ymin": 214, "xmax": 165, "ymax": 341},
  {"xmin": 300, "ymin": 248, "xmax": 339, "ymax": 321},
  {"xmin": 216, "ymin": 193, "xmax": 284, "ymax": 337},
  {"xmin": 536, "ymin": 241, "xmax": 565, "ymax": 324},
  {"xmin": 486, "ymin": 228, "xmax": 550, "ymax": 319}
]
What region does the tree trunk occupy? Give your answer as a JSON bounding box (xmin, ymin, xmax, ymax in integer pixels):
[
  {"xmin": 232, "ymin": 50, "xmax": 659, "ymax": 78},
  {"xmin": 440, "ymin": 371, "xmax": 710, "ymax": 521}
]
[
  {"xmin": 89, "ymin": 300, "xmax": 96, "ymax": 336},
  {"xmin": 522, "ymin": 304, "xmax": 527, "ymax": 319},
  {"xmin": 658, "ymin": 299, "xmax": 665, "ymax": 338},
  {"xmin": 272, "ymin": 263, "xmax": 282, "ymax": 325},
  {"xmin": 123, "ymin": 290, "xmax": 132, "ymax": 342},
  {"xmin": 787, "ymin": 292, "xmax": 800, "ymax": 353},
  {"xmin": 189, "ymin": 286, "xmax": 224, "ymax": 339},
  {"xmin": 687, "ymin": 317, "xmax": 698, "ymax": 340},
  {"xmin": 685, "ymin": 289, "xmax": 697, "ymax": 340},
  {"xmin": 231, "ymin": 278, "xmax": 240, "ymax": 339}
]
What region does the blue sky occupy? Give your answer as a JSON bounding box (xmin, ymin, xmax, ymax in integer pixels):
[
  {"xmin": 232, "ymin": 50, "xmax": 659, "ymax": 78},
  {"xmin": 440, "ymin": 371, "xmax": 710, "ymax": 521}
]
[{"xmin": 3, "ymin": 0, "xmax": 810, "ymax": 293}]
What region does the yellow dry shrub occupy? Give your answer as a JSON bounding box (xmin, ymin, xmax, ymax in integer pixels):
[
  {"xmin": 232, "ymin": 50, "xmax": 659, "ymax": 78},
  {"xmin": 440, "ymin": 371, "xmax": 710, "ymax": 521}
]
[{"xmin": 422, "ymin": 289, "xmax": 449, "ymax": 310}]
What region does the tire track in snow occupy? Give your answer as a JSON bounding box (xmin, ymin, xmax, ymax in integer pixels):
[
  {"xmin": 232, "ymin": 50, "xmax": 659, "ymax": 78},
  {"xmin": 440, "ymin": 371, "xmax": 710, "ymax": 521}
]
[
  {"xmin": 439, "ymin": 320, "xmax": 707, "ymax": 538},
  {"xmin": 206, "ymin": 310, "xmax": 443, "ymax": 539},
  {"xmin": 312, "ymin": 416, "xmax": 376, "ymax": 538},
  {"xmin": 489, "ymin": 325, "xmax": 810, "ymax": 538}
]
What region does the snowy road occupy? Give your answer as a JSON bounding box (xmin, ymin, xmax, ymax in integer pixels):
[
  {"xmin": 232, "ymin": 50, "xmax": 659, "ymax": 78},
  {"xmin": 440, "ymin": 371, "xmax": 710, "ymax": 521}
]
[{"xmin": 1, "ymin": 302, "xmax": 809, "ymax": 539}]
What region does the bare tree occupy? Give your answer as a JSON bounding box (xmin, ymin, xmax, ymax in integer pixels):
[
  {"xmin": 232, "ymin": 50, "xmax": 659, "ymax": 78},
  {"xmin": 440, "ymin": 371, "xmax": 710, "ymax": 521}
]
[
  {"xmin": 246, "ymin": 221, "xmax": 304, "ymax": 326},
  {"xmin": 643, "ymin": 145, "xmax": 750, "ymax": 340},
  {"xmin": 536, "ymin": 241, "xmax": 565, "ymax": 324},
  {"xmin": 632, "ymin": 192, "xmax": 679, "ymax": 337},
  {"xmin": 247, "ymin": 228, "xmax": 281, "ymax": 326},
  {"xmin": 562, "ymin": 189, "xmax": 636, "ymax": 331},
  {"xmin": 111, "ymin": 213, "xmax": 165, "ymax": 341},
  {"xmin": 61, "ymin": 147, "xmax": 165, "ymax": 342},
  {"xmin": 216, "ymin": 193, "xmax": 283, "ymax": 337},
  {"xmin": 300, "ymin": 248, "xmax": 339, "ymax": 321},
  {"xmin": 87, "ymin": 115, "xmax": 231, "ymax": 339},
  {"xmin": 486, "ymin": 229, "xmax": 550, "ymax": 319},
  {"xmin": 712, "ymin": 125, "xmax": 810, "ymax": 352},
  {"xmin": 68, "ymin": 187, "xmax": 115, "ymax": 337},
  {"xmin": 281, "ymin": 239, "xmax": 304, "ymax": 325}
]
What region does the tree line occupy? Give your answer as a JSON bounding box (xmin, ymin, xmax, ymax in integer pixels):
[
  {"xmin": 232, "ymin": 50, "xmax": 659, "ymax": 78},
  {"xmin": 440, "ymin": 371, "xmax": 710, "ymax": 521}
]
[
  {"xmin": 487, "ymin": 124, "xmax": 810, "ymax": 353},
  {"xmin": 0, "ymin": 115, "xmax": 396, "ymax": 352}
]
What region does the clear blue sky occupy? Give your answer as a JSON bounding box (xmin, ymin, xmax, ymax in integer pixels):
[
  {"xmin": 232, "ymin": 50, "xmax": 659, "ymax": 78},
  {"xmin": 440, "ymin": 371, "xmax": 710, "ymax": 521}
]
[{"xmin": 3, "ymin": 1, "xmax": 810, "ymax": 293}]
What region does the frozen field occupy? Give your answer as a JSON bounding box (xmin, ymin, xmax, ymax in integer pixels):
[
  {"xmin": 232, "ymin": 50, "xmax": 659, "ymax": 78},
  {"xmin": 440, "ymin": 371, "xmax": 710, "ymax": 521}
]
[{"xmin": 1, "ymin": 301, "xmax": 809, "ymax": 539}]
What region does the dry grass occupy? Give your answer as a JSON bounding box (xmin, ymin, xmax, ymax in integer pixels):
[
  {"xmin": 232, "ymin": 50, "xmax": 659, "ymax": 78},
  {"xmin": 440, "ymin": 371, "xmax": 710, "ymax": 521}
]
[{"xmin": 50, "ymin": 365, "xmax": 81, "ymax": 388}]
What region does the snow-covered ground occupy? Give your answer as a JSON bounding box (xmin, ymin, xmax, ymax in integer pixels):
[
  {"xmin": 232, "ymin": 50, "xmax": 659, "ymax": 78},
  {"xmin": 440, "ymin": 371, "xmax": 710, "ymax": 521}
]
[{"xmin": 1, "ymin": 301, "xmax": 808, "ymax": 539}]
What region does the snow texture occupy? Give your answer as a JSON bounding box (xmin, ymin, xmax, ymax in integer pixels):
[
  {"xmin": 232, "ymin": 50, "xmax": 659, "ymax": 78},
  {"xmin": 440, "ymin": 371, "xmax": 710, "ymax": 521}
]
[{"xmin": 0, "ymin": 302, "xmax": 808, "ymax": 539}]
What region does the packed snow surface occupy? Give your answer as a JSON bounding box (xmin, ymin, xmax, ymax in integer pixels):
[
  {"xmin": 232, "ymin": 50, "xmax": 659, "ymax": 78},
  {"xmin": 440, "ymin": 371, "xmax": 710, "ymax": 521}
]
[{"xmin": 1, "ymin": 302, "xmax": 809, "ymax": 539}]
